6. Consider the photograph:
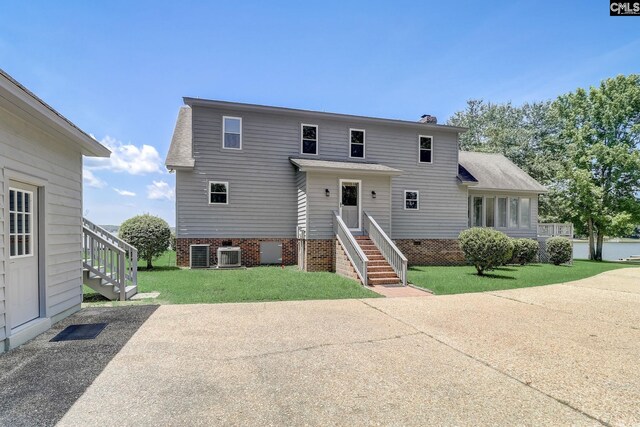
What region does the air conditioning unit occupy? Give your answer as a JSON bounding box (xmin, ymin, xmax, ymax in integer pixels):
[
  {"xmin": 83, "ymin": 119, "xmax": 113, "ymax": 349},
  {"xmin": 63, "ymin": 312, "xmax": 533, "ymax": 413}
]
[
  {"xmin": 217, "ymin": 247, "xmax": 241, "ymax": 268},
  {"xmin": 190, "ymin": 244, "xmax": 210, "ymax": 268}
]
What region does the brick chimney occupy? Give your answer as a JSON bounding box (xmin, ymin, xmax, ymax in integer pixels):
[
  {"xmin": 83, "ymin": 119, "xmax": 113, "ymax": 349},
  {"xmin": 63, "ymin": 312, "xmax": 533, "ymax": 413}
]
[{"xmin": 419, "ymin": 114, "xmax": 437, "ymax": 124}]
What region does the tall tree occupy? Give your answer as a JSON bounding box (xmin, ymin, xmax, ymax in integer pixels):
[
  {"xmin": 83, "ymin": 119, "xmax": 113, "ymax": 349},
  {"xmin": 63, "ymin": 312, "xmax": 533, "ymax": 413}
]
[
  {"xmin": 448, "ymin": 99, "xmax": 564, "ymax": 220},
  {"xmin": 552, "ymin": 75, "xmax": 640, "ymax": 260}
]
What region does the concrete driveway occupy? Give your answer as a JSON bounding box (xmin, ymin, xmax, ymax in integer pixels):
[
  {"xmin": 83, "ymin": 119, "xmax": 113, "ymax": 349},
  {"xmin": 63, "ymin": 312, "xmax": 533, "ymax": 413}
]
[{"xmin": 7, "ymin": 268, "xmax": 640, "ymax": 426}]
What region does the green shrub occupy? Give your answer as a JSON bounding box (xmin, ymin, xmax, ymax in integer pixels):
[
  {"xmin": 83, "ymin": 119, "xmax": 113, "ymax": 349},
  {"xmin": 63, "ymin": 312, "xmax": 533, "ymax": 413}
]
[
  {"xmin": 459, "ymin": 228, "xmax": 514, "ymax": 276},
  {"xmin": 119, "ymin": 214, "xmax": 171, "ymax": 269},
  {"xmin": 546, "ymin": 236, "xmax": 572, "ymax": 265},
  {"xmin": 510, "ymin": 238, "xmax": 540, "ymax": 265}
]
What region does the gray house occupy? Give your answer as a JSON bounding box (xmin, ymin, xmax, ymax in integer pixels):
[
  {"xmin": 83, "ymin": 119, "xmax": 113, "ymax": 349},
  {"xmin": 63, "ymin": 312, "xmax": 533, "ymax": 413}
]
[
  {"xmin": 166, "ymin": 99, "xmax": 548, "ymax": 286},
  {"xmin": 0, "ymin": 69, "xmax": 112, "ymax": 351}
]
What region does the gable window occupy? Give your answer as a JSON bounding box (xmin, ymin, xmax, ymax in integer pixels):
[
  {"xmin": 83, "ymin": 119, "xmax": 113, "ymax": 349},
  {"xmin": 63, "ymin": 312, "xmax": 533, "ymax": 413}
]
[
  {"xmin": 419, "ymin": 135, "xmax": 433, "ymax": 163},
  {"xmin": 404, "ymin": 190, "xmax": 419, "ymax": 210},
  {"xmin": 223, "ymin": 116, "xmax": 242, "ymax": 149},
  {"xmin": 301, "ymin": 124, "xmax": 318, "ymax": 155},
  {"xmin": 209, "ymin": 181, "xmax": 228, "ymax": 204},
  {"xmin": 349, "ymin": 129, "xmax": 365, "ymax": 158}
]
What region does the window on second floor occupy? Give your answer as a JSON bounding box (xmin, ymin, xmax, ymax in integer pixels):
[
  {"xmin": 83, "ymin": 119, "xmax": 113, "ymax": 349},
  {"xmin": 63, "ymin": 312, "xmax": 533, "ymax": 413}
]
[
  {"xmin": 350, "ymin": 129, "xmax": 365, "ymax": 158},
  {"xmin": 223, "ymin": 116, "xmax": 242, "ymax": 150},
  {"xmin": 301, "ymin": 124, "xmax": 318, "ymax": 155},
  {"xmin": 419, "ymin": 135, "xmax": 433, "ymax": 163}
]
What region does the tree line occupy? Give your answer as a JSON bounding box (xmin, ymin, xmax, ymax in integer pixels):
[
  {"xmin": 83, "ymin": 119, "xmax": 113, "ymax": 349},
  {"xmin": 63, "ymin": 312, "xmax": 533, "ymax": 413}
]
[{"xmin": 448, "ymin": 75, "xmax": 640, "ymax": 261}]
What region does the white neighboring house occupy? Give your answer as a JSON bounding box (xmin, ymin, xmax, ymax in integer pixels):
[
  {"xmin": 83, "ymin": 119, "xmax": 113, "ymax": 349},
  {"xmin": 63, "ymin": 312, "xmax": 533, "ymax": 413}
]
[{"xmin": 0, "ymin": 69, "xmax": 110, "ymax": 351}]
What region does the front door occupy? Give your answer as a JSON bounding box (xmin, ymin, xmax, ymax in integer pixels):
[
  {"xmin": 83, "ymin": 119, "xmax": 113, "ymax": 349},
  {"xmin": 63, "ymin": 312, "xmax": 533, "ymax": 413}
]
[
  {"xmin": 8, "ymin": 181, "xmax": 39, "ymax": 330},
  {"xmin": 339, "ymin": 180, "xmax": 360, "ymax": 230}
]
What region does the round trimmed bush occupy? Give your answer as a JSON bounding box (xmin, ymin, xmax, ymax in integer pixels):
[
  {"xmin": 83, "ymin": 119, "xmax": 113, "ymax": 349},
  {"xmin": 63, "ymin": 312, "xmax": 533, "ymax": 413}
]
[
  {"xmin": 510, "ymin": 238, "xmax": 540, "ymax": 265},
  {"xmin": 459, "ymin": 228, "xmax": 514, "ymax": 276},
  {"xmin": 119, "ymin": 214, "xmax": 171, "ymax": 269},
  {"xmin": 546, "ymin": 236, "xmax": 572, "ymax": 265}
]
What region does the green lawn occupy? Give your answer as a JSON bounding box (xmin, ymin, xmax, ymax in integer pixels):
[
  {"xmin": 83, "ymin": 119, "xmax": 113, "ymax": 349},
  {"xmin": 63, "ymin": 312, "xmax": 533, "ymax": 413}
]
[
  {"xmin": 84, "ymin": 250, "xmax": 379, "ymax": 304},
  {"xmin": 408, "ymin": 259, "xmax": 639, "ymax": 295}
]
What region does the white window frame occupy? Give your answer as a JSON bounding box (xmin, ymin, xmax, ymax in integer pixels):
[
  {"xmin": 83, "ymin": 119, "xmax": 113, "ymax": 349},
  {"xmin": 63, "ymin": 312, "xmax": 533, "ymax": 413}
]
[
  {"xmin": 509, "ymin": 197, "xmax": 520, "ymax": 228},
  {"xmin": 349, "ymin": 128, "xmax": 366, "ymax": 159},
  {"xmin": 222, "ymin": 116, "xmax": 242, "ymax": 150},
  {"xmin": 300, "ymin": 123, "xmax": 319, "ymax": 155},
  {"xmin": 404, "ymin": 190, "xmax": 420, "ymax": 210},
  {"xmin": 208, "ymin": 181, "xmax": 229, "ymax": 205},
  {"xmin": 418, "ymin": 135, "xmax": 434, "ymax": 164},
  {"xmin": 9, "ymin": 188, "xmax": 34, "ymax": 259},
  {"xmin": 519, "ymin": 197, "xmax": 531, "ymax": 229},
  {"xmin": 471, "ymin": 195, "xmax": 483, "ymax": 226}
]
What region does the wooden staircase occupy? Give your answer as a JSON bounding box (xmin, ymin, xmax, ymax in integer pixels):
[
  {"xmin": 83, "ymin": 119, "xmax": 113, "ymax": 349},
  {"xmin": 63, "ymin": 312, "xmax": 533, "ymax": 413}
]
[
  {"xmin": 355, "ymin": 235, "xmax": 401, "ymax": 286},
  {"xmin": 82, "ymin": 218, "xmax": 138, "ymax": 301}
]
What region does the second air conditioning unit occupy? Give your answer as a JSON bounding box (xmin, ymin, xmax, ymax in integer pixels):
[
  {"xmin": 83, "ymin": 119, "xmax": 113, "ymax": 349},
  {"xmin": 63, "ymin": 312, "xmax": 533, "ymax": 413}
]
[{"xmin": 217, "ymin": 246, "xmax": 241, "ymax": 268}]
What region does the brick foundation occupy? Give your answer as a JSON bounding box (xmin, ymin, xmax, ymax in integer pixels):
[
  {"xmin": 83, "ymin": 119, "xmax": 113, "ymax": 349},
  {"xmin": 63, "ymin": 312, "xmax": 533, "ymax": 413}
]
[
  {"xmin": 304, "ymin": 239, "xmax": 334, "ymax": 272},
  {"xmin": 176, "ymin": 238, "xmax": 297, "ymax": 268},
  {"xmin": 335, "ymin": 240, "xmax": 360, "ymax": 282},
  {"xmin": 394, "ymin": 239, "xmax": 465, "ymax": 266}
]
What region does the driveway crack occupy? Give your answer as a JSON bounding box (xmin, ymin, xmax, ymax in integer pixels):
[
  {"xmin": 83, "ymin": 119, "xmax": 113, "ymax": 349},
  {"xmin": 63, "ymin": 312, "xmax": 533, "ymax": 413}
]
[{"xmin": 357, "ymin": 299, "xmax": 610, "ymax": 426}]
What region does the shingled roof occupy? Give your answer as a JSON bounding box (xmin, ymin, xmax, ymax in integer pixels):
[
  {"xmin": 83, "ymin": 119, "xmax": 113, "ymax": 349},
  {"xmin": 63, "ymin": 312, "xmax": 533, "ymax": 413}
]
[
  {"xmin": 458, "ymin": 151, "xmax": 547, "ymax": 193},
  {"xmin": 165, "ymin": 106, "xmax": 194, "ymax": 169}
]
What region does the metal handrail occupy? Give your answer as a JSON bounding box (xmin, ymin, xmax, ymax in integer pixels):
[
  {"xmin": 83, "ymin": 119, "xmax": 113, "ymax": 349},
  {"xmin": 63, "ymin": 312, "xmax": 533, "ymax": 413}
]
[
  {"xmin": 363, "ymin": 211, "xmax": 408, "ymax": 286},
  {"xmin": 333, "ymin": 211, "xmax": 368, "ymax": 285}
]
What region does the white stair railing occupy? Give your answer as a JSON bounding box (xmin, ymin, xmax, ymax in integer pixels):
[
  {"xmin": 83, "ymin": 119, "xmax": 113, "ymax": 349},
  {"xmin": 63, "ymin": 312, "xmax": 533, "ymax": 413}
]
[
  {"xmin": 333, "ymin": 211, "xmax": 368, "ymax": 285},
  {"xmin": 363, "ymin": 212, "xmax": 408, "ymax": 286},
  {"xmin": 82, "ymin": 218, "xmax": 138, "ymax": 301},
  {"xmin": 538, "ymin": 223, "xmax": 573, "ymax": 238}
]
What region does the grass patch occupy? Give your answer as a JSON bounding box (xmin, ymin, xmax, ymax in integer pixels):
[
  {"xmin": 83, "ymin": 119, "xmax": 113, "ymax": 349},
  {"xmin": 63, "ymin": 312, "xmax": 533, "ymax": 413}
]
[
  {"xmin": 408, "ymin": 259, "xmax": 639, "ymax": 295},
  {"xmin": 84, "ymin": 250, "xmax": 378, "ymax": 304}
]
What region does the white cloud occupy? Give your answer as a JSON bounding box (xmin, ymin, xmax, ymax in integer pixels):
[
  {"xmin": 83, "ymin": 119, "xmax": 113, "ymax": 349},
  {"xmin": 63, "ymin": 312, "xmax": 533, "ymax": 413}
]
[
  {"xmin": 113, "ymin": 188, "xmax": 136, "ymax": 197},
  {"xmin": 147, "ymin": 180, "xmax": 174, "ymax": 201},
  {"xmin": 85, "ymin": 135, "xmax": 163, "ymax": 175},
  {"xmin": 83, "ymin": 168, "xmax": 107, "ymax": 188}
]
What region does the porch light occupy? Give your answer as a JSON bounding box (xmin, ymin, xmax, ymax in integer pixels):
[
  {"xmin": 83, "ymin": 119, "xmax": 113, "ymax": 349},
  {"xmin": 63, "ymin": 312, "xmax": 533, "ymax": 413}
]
[
  {"xmin": 325, "ymin": 188, "xmax": 330, "ymax": 197},
  {"xmin": 371, "ymin": 191, "xmax": 376, "ymax": 199}
]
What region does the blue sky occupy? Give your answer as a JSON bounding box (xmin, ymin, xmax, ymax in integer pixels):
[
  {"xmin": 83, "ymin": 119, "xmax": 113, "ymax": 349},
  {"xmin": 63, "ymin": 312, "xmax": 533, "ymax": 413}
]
[{"xmin": 1, "ymin": 1, "xmax": 638, "ymax": 226}]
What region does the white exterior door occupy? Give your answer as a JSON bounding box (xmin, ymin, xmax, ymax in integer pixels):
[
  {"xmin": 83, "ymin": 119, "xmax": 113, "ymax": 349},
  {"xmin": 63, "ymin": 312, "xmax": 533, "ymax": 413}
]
[
  {"xmin": 8, "ymin": 182, "xmax": 39, "ymax": 330},
  {"xmin": 339, "ymin": 180, "xmax": 361, "ymax": 230}
]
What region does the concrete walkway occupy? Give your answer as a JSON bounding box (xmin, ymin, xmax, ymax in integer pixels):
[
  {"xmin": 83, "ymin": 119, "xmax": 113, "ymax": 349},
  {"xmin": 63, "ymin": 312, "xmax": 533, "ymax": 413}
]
[
  {"xmin": 51, "ymin": 268, "xmax": 640, "ymax": 426},
  {"xmin": 367, "ymin": 283, "xmax": 433, "ymax": 297}
]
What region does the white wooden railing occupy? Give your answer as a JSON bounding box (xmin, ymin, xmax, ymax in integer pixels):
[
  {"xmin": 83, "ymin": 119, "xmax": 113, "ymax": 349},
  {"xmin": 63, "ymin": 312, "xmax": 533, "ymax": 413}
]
[
  {"xmin": 333, "ymin": 211, "xmax": 368, "ymax": 285},
  {"xmin": 363, "ymin": 212, "xmax": 408, "ymax": 286},
  {"xmin": 82, "ymin": 218, "xmax": 138, "ymax": 301},
  {"xmin": 537, "ymin": 223, "xmax": 574, "ymax": 238}
]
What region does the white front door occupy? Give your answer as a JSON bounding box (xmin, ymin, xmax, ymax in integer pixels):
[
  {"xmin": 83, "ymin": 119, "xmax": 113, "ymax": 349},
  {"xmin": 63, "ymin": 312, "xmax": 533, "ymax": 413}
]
[
  {"xmin": 8, "ymin": 182, "xmax": 40, "ymax": 330},
  {"xmin": 339, "ymin": 180, "xmax": 361, "ymax": 230}
]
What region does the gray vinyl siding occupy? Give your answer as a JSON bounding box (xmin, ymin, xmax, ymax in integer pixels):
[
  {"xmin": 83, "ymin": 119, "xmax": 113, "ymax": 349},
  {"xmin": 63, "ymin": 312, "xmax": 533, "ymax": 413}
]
[
  {"xmin": 296, "ymin": 171, "xmax": 307, "ymax": 231},
  {"xmin": 468, "ymin": 190, "xmax": 539, "ymax": 239},
  {"xmin": 0, "ymin": 104, "xmax": 84, "ymax": 341},
  {"xmin": 177, "ymin": 105, "xmax": 468, "ymax": 239},
  {"xmin": 306, "ymin": 172, "xmax": 391, "ymax": 239}
]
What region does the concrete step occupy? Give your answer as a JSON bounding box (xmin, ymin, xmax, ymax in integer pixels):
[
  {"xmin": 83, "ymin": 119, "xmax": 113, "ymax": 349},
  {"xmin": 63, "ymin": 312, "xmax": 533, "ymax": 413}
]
[{"xmin": 368, "ymin": 277, "xmax": 401, "ymax": 286}]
